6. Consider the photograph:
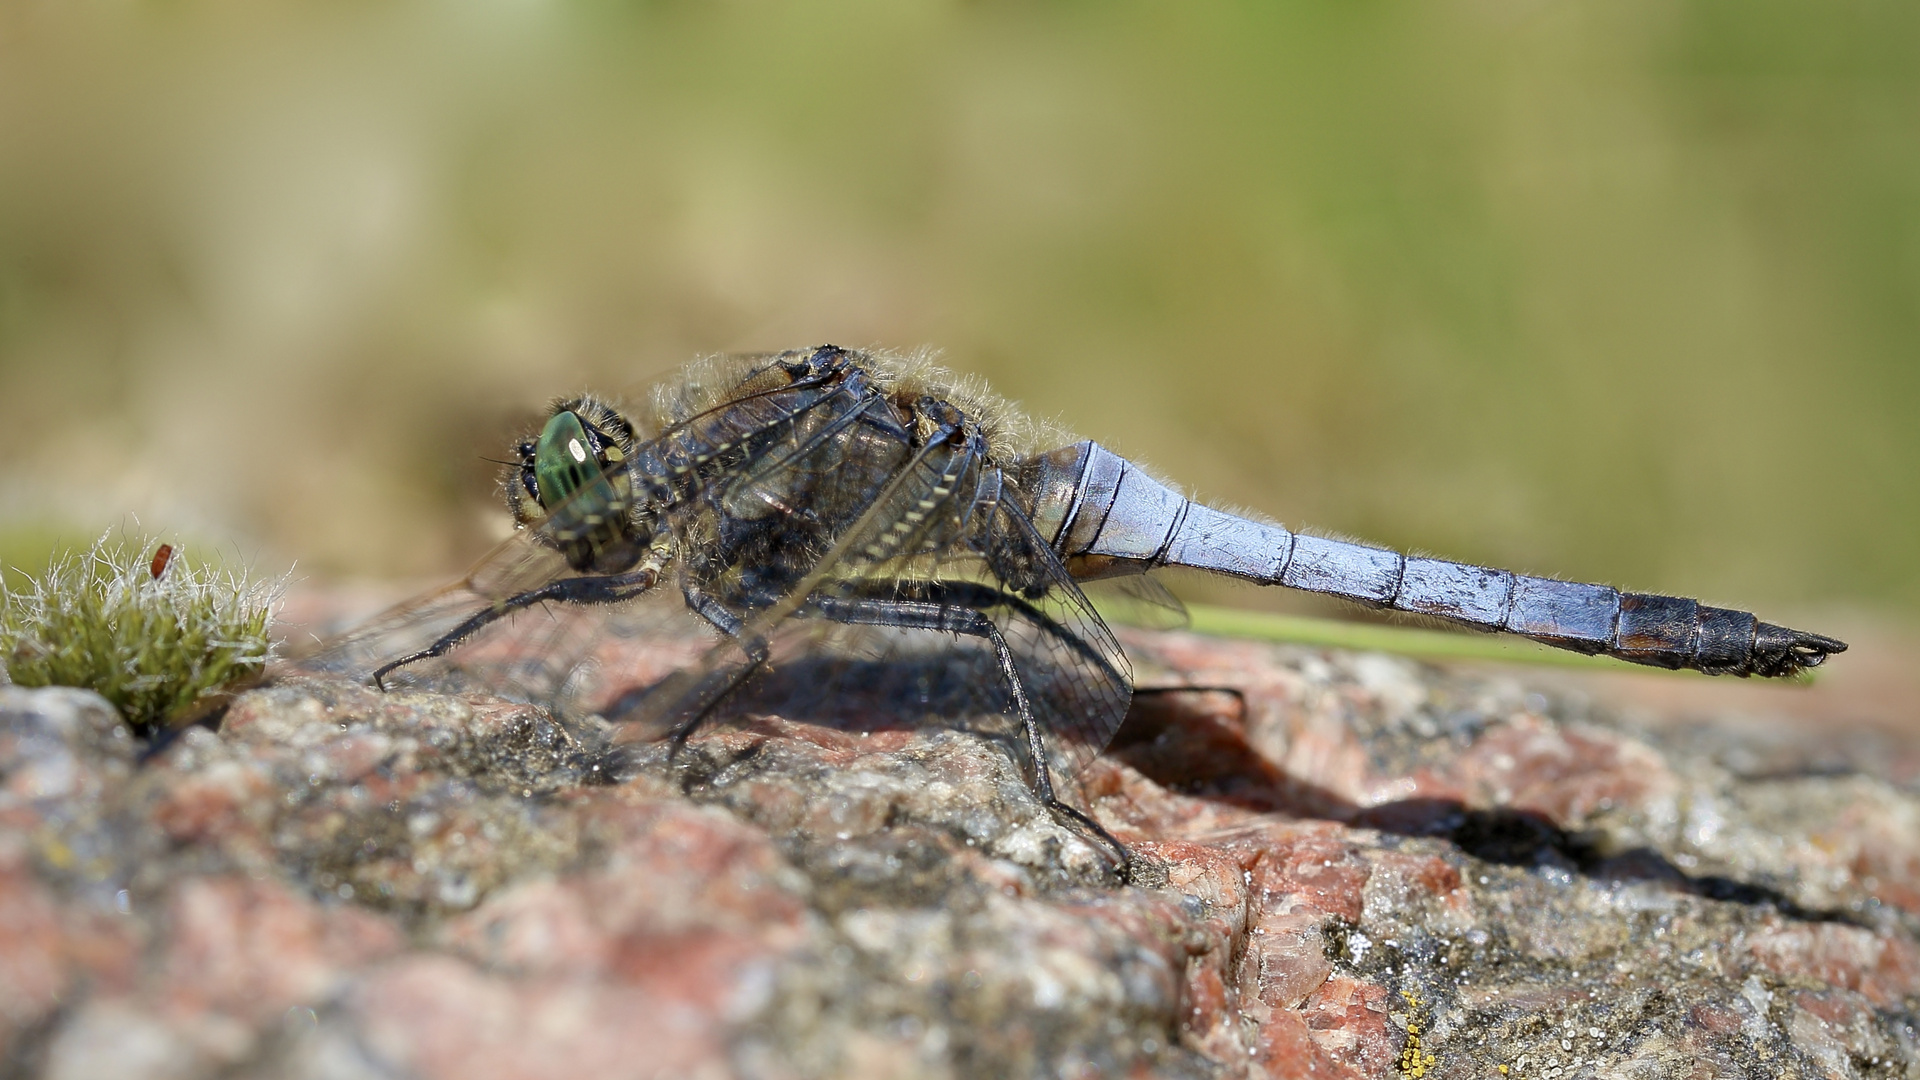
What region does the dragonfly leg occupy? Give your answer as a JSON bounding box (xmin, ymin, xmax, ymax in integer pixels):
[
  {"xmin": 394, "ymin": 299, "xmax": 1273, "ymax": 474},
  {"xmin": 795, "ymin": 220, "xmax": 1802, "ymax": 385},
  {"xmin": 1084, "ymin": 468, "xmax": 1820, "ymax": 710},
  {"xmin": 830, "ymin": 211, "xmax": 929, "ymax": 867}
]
[
  {"xmin": 663, "ymin": 635, "xmax": 772, "ymax": 757},
  {"xmin": 681, "ymin": 584, "xmax": 748, "ymax": 637},
  {"xmin": 595, "ymin": 583, "xmax": 774, "ymax": 760},
  {"xmin": 371, "ymin": 565, "xmax": 661, "ymax": 689},
  {"xmin": 640, "ymin": 583, "xmax": 769, "ymax": 758},
  {"xmin": 807, "ymin": 594, "xmax": 1133, "ymax": 883}
]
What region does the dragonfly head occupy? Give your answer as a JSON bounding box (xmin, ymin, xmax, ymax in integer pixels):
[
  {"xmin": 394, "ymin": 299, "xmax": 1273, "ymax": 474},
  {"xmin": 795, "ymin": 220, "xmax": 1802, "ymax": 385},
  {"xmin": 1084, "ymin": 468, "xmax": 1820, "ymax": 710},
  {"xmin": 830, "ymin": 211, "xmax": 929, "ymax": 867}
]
[{"xmin": 509, "ymin": 399, "xmax": 650, "ymax": 572}]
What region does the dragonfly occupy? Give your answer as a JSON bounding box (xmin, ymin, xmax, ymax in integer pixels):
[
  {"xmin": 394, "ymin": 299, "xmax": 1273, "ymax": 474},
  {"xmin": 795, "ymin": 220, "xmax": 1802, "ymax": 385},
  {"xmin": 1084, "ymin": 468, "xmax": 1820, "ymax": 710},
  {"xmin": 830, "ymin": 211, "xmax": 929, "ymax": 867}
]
[{"xmin": 303, "ymin": 346, "xmax": 1847, "ymax": 879}]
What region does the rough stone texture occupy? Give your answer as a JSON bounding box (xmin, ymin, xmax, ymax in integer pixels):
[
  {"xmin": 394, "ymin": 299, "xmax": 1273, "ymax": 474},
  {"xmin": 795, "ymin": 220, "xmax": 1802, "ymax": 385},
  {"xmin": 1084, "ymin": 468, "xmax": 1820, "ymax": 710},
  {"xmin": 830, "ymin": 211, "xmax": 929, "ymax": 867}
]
[{"xmin": 1, "ymin": 626, "xmax": 1917, "ymax": 1079}]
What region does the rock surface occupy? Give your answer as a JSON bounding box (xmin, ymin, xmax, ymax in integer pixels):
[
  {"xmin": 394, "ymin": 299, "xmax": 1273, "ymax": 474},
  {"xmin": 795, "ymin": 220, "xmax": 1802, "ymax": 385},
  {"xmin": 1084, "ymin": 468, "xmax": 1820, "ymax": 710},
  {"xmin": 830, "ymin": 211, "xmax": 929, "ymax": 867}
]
[{"xmin": 2, "ymin": 627, "xmax": 1917, "ymax": 1079}]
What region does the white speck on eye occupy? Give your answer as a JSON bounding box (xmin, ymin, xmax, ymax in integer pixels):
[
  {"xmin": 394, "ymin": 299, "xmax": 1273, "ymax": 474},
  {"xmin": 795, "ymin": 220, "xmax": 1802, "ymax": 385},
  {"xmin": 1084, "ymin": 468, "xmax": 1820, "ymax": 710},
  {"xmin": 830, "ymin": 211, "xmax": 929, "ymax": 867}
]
[{"xmin": 568, "ymin": 438, "xmax": 588, "ymax": 463}]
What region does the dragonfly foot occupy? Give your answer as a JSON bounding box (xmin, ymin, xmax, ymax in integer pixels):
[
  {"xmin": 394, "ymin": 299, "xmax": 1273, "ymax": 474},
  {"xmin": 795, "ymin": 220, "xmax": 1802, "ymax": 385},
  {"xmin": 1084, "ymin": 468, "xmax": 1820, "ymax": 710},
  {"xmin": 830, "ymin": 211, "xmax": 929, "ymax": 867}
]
[{"xmin": 1046, "ymin": 798, "xmax": 1132, "ymax": 886}]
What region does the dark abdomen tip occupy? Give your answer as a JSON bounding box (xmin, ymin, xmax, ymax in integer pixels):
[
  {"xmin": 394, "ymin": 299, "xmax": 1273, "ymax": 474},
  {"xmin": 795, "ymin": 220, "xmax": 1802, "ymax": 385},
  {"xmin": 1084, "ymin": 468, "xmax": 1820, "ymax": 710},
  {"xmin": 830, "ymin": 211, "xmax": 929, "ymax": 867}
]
[{"xmin": 1750, "ymin": 622, "xmax": 1848, "ymax": 678}]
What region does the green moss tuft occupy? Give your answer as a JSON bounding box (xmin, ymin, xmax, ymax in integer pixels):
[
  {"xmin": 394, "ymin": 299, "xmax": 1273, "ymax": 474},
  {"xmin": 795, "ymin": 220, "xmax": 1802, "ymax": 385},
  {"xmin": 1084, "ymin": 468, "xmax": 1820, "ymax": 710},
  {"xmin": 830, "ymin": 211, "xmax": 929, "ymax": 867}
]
[{"xmin": 1, "ymin": 532, "xmax": 283, "ymax": 735}]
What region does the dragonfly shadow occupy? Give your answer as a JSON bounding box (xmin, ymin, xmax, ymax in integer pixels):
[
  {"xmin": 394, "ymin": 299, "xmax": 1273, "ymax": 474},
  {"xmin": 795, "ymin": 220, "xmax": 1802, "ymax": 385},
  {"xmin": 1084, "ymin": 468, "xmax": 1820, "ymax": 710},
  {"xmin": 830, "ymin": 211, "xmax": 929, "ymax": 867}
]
[
  {"xmin": 1109, "ymin": 689, "xmax": 1869, "ymax": 927},
  {"xmin": 1108, "ymin": 688, "xmax": 1346, "ymax": 820},
  {"xmin": 729, "ymin": 657, "xmax": 1013, "ymax": 736},
  {"xmin": 602, "ymin": 651, "xmax": 1032, "ymax": 764}
]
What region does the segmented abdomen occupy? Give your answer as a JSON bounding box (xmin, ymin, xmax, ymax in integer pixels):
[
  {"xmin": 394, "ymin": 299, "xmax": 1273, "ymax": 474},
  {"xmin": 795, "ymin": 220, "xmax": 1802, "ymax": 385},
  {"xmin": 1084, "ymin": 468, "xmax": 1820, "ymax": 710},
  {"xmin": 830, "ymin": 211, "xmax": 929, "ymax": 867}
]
[
  {"xmin": 1386, "ymin": 559, "xmax": 1784, "ymax": 676},
  {"xmin": 1023, "ymin": 440, "xmax": 1844, "ymax": 679}
]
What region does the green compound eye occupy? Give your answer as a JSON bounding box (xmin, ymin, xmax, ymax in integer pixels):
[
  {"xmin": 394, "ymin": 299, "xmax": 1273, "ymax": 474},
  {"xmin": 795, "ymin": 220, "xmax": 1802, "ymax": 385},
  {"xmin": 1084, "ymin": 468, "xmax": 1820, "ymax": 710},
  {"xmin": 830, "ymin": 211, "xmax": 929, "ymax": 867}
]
[{"xmin": 534, "ymin": 411, "xmax": 616, "ymax": 514}]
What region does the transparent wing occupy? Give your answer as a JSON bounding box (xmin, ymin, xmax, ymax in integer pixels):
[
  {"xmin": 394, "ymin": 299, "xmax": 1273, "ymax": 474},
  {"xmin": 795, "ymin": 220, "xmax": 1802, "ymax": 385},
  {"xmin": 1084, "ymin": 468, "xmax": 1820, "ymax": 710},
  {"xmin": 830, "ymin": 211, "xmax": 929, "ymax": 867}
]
[
  {"xmin": 725, "ymin": 613, "xmax": 1028, "ymax": 753},
  {"xmin": 283, "ymin": 528, "xmax": 694, "ymax": 715},
  {"xmin": 287, "ymin": 529, "xmax": 579, "ymax": 688},
  {"xmin": 1080, "ymin": 573, "xmax": 1189, "ymax": 632},
  {"xmin": 638, "ymin": 356, "xmax": 867, "ymax": 504},
  {"xmin": 751, "ymin": 479, "xmax": 1135, "ymax": 787},
  {"xmin": 717, "ymin": 392, "xmax": 886, "ymax": 523},
  {"xmin": 611, "ymin": 454, "xmax": 1134, "ymax": 793},
  {"xmin": 969, "ymin": 485, "xmax": 1135, "ymax": 782},
  {"xmin": 605, "ymin": 412, "xmax": 979, "ymax": 742}
]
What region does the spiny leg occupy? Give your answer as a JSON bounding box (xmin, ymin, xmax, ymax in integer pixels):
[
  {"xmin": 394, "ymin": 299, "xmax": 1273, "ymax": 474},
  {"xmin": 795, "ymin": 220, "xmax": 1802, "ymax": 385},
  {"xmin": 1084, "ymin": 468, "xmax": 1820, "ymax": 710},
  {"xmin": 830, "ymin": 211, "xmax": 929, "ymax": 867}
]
[
  {"xmin": 663, "ymin": 635, "xmax": 773, "ymax": 759},
  {"xmin": 986, "ymin": 616, "xmax": 1134, "ymax": 884},
  {"xmin": 371, "ymin": 563, "xmax": 662, "ymax": 689},
  {"xmin": 599, "ymin": 584, "xmax": 773, "ymax": 763},
  {"xmin": 808, "ymin": 593, "xmax": 1133, "ymax": 883}
]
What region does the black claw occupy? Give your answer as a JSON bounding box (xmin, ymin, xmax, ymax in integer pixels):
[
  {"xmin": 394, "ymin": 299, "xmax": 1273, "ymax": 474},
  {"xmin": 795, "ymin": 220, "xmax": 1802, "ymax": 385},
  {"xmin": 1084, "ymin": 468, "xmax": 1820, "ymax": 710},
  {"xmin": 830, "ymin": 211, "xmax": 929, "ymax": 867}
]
[
  {"xmin": 371, "ymin": 658, "xmax": 411, "ymax": 691},
  {"xmin": 1045, "ymin": 799, "xmax": 1132, "ymax": 884}
]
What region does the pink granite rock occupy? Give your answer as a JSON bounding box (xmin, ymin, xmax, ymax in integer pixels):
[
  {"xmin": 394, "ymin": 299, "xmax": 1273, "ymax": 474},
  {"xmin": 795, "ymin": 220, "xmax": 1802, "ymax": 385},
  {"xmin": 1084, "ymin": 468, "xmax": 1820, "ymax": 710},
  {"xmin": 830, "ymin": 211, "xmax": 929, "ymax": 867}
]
[{"xmin": 1, "ymin": 619, "xmax": 1916, "ymax": 1078}]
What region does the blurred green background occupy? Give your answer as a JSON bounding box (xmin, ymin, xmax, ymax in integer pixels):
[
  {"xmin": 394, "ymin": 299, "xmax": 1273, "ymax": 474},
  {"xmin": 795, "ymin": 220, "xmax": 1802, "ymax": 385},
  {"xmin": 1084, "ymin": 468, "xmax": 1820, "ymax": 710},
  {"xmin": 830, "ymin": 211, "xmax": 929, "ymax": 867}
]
[{"xmin": 2, "ymin": 0, "xmax": 1915, "ymax": 628}]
